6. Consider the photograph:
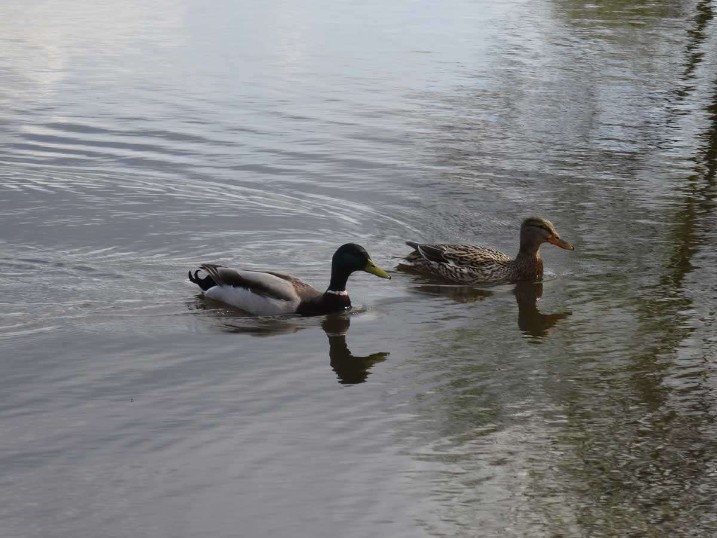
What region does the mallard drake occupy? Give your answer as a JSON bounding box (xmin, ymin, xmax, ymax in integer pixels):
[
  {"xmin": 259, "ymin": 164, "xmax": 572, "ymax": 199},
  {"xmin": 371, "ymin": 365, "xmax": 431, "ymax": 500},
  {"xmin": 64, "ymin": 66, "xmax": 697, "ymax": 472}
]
[
  {"xmin": 400, "ymin": 217, "xmax": 573, "ymax": 284},
  {"xmin": 189, "ymin": 243, "xmax": 391, "ymax": 316}
]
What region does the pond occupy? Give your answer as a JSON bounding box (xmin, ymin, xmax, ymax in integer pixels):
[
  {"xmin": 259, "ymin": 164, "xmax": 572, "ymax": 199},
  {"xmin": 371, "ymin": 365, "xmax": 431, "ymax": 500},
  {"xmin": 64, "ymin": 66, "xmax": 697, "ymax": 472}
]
[{"xmin": 1, "ymin": 0, "xmax": 716, "ymax": 536}]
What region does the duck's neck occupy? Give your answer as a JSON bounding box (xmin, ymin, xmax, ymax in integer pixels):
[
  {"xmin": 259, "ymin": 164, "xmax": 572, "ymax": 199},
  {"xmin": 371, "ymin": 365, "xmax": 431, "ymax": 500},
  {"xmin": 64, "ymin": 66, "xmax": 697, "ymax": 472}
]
[
  {"xmin": 513, "ymin": 246, "xmax": 544, "ymax": 280},
  {"xmin": 322, "ymin": 268, "xmax": 352, "ymax": 312},
  {"xmin": 519, "ymin": 237, "xmax": 541, "ymax": 257},
  {"xmin": 327, "ymin": 267, "xmax": 351, "ymax": 293}
]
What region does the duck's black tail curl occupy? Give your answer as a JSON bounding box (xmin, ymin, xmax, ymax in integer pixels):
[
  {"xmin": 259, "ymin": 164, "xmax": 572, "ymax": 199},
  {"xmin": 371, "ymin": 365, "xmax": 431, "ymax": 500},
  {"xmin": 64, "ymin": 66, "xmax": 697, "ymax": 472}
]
[{"xmin": 188, "ymin": 269, "xmax": 216, "ymax": 291}]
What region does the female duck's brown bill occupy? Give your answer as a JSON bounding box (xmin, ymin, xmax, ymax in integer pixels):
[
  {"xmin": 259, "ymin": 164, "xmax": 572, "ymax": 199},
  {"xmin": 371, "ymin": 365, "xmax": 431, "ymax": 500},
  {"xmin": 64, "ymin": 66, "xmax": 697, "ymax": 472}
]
[{"xmin": 547, "ymin": 235, "xmax": 574, "ymax": 250}]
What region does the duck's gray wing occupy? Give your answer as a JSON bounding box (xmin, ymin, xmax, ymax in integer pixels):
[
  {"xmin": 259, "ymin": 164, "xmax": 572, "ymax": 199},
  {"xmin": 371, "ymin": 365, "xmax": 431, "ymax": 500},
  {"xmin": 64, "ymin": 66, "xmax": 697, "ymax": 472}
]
[
  {"xmin": 198, "ymin": 264, "xmax": 300, "ymax": 302},
  {"xmin": 265, "ymin": 271, "xmax": 322, "ymax": 301}
]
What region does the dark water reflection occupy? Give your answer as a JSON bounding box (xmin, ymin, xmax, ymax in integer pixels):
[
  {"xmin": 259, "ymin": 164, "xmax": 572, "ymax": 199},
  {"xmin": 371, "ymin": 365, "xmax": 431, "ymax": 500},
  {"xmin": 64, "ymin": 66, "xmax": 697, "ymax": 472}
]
[
  {"xmin": 323, "ymin": 316, "xmax": 390, "ymax": 385},
  {"xmin": 191, "ymin": 300, "xmax": 388, "ymax": 384},
  {"xmin": 2, "ymin": 0, "xmax": 717, "ymax": 536},
  {"xmin": 409, "ymin": 281, "xmax": 571, "ymax": 342},
  {"xmin": 514, "ymin": 283, "xmax": 571, "ymax": 341}
]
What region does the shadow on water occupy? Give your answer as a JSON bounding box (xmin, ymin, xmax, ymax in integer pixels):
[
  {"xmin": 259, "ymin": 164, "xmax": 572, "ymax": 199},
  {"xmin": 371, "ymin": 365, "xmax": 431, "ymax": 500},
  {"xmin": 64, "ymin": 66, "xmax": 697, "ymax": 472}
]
[
  {"xmin": 408, "ymin": 280, "xmax": 571, "ymax": 342},
  {"xmin": 675, "ymin": 0, "xmax": 714, "ymax": 96},
  {"xmin": 546, "ymin": 1, "xmax": 717, "ymax": 535},
  {"xmin": 189, "ymin": 297, "xmax": 388, "ymax": 385}
]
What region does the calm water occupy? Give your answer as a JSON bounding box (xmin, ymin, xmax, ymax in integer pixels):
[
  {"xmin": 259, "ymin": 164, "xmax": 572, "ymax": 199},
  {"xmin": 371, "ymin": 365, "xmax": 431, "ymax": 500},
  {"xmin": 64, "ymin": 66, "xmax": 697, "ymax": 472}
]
[{"xmin": 2, "ymin": 0, "xmax": 717, "ymax": 536}]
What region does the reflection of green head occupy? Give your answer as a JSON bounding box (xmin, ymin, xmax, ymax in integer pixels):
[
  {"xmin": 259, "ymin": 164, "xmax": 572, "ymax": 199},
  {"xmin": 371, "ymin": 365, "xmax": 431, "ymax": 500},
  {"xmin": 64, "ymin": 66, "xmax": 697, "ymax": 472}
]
[{"xmin": 329, "ymin": 243, "xmax": 391, "ymax": 291}]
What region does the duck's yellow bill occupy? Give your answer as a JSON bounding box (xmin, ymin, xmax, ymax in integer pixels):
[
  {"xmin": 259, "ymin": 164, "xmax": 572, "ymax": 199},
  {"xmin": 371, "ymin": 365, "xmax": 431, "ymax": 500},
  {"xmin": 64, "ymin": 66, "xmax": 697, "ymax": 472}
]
[{"xmin": 364, "ymin": 260, "xmax": 391, "ymax": 279}]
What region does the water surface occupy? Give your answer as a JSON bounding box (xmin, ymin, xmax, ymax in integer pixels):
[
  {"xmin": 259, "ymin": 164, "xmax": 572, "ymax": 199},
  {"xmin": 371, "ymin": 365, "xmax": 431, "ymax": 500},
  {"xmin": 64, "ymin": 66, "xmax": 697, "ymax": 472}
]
[{"xmin": 1, "ymin": 0, "xmax": 717, "ymax": 536}]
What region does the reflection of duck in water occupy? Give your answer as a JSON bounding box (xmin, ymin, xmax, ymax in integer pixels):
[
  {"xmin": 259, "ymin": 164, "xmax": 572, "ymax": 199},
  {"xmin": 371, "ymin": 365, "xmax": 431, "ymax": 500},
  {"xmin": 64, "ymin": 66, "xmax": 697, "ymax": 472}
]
[
  {"xmin": 409, "ymin": 283, "xmax": 494, "ymax": 303},
  {"xmin": 406, "ymin": 281, "xmax": 570, "ymax": 342},
  {"xmin": 188, "ymin": 297, "xmax": 306, "ymax": 335},
  {"xmin": 513, "ymin": 282, "xmax": 570, "ymax": 341},
  {"xmin": 322, "ymin": 315, "xmax": 389, "ymax": 385},
  {"xmin": 400, "ymin": 217, "xmax": 573, "ymax": 284},
  {"xmin": 189, "ymin": 300, "xmax": 388, "ymax": 384},
  {"xmin": 189, "ymin": 243, "xmax": 390, "ymax": 316}
]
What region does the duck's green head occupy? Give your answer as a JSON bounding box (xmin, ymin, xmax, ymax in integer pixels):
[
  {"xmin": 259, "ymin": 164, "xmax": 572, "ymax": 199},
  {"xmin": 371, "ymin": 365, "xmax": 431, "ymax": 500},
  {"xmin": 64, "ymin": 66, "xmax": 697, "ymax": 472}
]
[
  {"xmin": 332, "ymin": 243, "xmax": 391, "ymax": 279},
  {"xmin": 521, "ymin": 217, "xmax": 574, "ymax": 252}
]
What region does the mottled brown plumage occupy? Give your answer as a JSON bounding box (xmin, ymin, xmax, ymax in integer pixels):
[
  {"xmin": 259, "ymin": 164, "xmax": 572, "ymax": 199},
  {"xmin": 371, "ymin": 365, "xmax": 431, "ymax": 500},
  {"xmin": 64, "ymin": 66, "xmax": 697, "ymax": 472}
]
[{"xmin": 400, "ymin": 217, "xmax": 573, "ymax": 284}]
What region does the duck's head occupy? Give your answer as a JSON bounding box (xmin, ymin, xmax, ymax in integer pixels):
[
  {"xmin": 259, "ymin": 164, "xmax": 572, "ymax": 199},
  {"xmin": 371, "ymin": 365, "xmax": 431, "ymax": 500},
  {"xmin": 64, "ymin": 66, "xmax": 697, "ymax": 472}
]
[
  {"xmin": 332, "ymin": 243, "xmax": 391, "ymax": 279},
  {"xmin": 520, "ymin": 217, "xmax": 574, "ymax": 253}
]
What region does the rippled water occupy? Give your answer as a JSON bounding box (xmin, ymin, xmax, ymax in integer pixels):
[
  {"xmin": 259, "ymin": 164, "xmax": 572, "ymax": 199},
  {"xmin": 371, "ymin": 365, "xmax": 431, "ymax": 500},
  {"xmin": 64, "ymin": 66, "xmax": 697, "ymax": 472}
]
[{"xmin": 2, "ymin": 0, "xmax": 717, "ymax": 536}]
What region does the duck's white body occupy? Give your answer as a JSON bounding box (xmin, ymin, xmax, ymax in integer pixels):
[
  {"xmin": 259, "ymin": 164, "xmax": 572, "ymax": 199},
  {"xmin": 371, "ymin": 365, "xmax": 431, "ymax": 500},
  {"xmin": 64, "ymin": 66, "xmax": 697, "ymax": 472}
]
[{"xmin": 203, "ymin": 270, "xmax": 303, "ymax": 316}]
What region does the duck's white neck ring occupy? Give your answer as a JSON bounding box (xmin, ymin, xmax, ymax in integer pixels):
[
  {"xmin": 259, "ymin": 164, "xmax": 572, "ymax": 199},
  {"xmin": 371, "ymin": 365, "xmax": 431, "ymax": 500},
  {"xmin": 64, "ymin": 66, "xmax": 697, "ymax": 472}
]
[{"xmin": 325, "ymin": 289, "xmax": 348, "ymax": 296}]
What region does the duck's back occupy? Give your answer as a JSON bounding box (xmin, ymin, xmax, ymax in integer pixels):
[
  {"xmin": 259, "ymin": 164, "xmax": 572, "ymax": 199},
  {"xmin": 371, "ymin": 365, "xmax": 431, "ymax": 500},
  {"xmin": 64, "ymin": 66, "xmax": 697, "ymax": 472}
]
[{"xmin": 402, "ymin": 242, "xmax": 514, "ymax": 284}]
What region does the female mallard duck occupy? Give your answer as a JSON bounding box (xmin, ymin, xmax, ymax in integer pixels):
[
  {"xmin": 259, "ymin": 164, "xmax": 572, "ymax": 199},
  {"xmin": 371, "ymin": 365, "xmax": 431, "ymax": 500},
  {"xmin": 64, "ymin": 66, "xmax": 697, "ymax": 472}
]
[
  {"xmin": 189, "ymin": 243, "xmax": 391, "ymax": 316},
  {"xmin": 400, "ymin": 217, "xmax": 573, "ymax": 284}
]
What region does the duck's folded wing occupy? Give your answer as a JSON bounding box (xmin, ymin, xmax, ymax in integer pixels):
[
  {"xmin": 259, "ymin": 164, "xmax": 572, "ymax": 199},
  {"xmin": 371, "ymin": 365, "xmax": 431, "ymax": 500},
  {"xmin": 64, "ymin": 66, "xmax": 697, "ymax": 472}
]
[
  {"xmin": 407, "ymin": 243, "xmax": 511, "ymax": 266},
  {"xmin": 265, "ymin": 271, "xmax": 322, "ymax": 301},
  {"xmin": 200, "ymin": 264, "xmax": 300, "ymax": 302},
  {"xmin": 408, "ymin": 243, "xmax": 451, "ymax": 263}
]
